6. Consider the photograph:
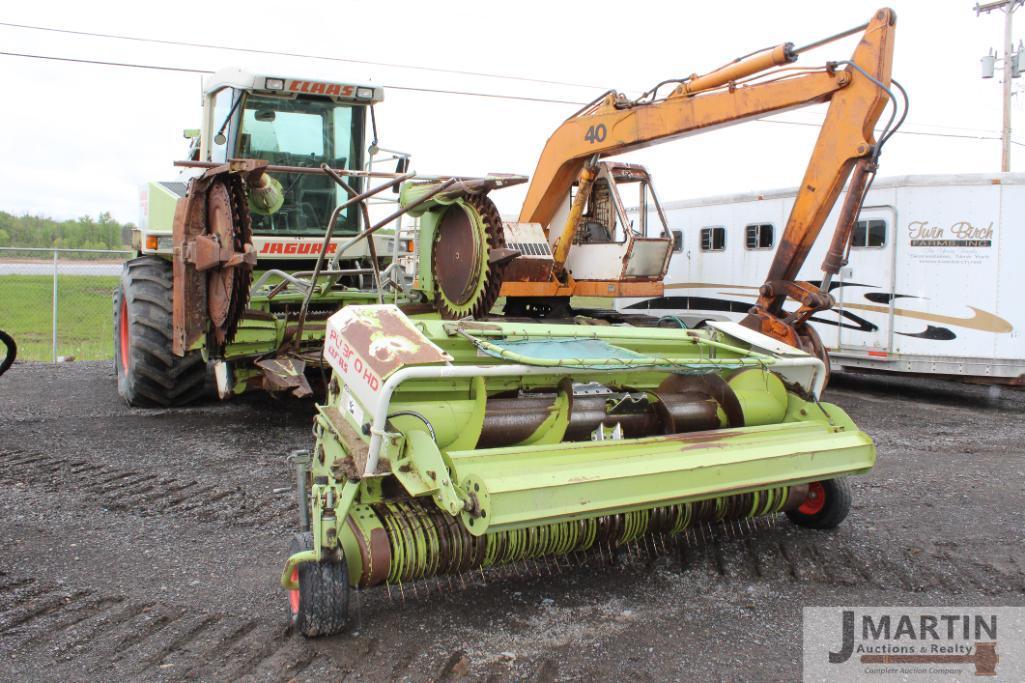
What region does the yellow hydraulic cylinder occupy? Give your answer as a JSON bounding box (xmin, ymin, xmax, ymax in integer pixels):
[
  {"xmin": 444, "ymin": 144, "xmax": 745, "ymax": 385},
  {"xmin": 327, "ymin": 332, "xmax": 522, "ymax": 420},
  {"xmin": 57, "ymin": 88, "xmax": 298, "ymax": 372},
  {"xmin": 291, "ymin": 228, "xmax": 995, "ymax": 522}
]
[
  {"xmin": 673, "ymin": 43, "xmax": 797, "ymax": 98},
  {"xmin": 552, "ymin": 165, "xmax": 597, "ymax": 274}
]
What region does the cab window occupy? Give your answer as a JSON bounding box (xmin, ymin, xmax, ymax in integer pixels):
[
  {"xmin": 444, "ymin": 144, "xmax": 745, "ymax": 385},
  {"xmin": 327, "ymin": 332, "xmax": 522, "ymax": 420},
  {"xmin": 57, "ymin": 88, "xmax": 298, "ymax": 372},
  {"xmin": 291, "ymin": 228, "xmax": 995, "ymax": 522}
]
[
  {"xmin": 236, "ymin": 94, "xmax": 366, "ymax": 235},
  {"xmin": 210, "ymin": 88, "xmax": 234, "ymax": 163}
]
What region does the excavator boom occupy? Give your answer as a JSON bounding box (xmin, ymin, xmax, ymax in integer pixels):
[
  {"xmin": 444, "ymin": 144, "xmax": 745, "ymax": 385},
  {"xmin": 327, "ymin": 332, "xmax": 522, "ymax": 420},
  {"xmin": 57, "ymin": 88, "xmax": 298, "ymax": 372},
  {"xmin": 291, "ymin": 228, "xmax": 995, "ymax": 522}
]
[{"xmin": 507, "ymin": 8, "xmax": 898, "ymax": 359}]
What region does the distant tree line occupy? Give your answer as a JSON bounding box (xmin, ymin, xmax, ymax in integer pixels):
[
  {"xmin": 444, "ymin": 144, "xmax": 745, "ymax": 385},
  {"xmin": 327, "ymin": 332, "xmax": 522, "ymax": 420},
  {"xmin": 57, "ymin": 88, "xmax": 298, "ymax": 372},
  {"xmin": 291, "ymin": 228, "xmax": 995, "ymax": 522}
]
[{"xmin": 0, "ymin": 211, "xmax": 133, "ymax": 257}]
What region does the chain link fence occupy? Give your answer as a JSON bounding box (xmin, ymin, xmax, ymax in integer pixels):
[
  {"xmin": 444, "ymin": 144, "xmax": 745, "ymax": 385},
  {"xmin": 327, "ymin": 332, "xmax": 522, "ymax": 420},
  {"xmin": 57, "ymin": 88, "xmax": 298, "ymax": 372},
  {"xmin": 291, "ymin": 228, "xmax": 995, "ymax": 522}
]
[{"xmin": 0, "ymin": 247, "xmax": 132, "ymax": 362}]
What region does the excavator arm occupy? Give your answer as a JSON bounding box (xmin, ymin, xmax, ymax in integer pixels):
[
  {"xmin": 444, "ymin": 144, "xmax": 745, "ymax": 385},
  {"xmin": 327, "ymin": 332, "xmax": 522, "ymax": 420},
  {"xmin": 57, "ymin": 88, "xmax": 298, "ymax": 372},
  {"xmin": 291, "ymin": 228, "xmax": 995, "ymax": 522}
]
[{"xmin": 515, "ymin": 8, "xmax": 897, "ymax": 358}]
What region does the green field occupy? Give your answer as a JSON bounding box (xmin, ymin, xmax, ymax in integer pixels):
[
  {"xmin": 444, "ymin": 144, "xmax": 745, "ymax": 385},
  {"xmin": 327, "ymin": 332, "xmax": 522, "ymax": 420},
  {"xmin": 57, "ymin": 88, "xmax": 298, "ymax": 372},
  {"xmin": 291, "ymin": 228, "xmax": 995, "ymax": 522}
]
[
  {"xmin": 0, "ymin": 275, "xmax": 118, "ymax": 361},
  {"xmin": 0, "ymin": 279, "xmax": 618, "ymax": 363}
]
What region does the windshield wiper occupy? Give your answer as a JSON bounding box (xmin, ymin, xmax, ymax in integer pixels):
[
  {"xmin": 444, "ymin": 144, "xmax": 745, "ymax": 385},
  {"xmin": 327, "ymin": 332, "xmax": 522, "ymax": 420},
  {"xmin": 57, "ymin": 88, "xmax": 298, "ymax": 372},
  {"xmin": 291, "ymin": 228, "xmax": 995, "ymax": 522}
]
[{"xmin": 214, "ymin": 94, "xmax": 245, "ymax": 146}]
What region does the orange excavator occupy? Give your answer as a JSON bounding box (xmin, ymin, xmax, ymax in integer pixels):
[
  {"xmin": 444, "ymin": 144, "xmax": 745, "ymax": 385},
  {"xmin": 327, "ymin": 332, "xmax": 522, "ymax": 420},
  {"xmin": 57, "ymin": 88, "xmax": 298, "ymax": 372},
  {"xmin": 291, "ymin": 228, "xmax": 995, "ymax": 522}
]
[{"xmin": 421, "ymin": 8, "xmax": 903, "ymax": 369}]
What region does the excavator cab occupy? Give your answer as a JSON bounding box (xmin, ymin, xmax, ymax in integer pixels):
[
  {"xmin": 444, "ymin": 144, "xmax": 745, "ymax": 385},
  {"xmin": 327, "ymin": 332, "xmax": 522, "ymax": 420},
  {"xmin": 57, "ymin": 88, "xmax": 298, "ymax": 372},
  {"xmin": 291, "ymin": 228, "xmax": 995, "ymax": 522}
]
[{"xmin": 563, "ymin": 162, "xmax": 673, "ymax": 281}]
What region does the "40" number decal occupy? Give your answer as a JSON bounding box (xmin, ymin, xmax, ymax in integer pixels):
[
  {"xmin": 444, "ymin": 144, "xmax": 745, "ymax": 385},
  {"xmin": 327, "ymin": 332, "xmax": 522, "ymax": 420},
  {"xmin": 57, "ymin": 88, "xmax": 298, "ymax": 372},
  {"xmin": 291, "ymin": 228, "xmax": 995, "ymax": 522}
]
[{"xmin": 584, "ymin": 124, "xmax": 607, "ymax": 144}]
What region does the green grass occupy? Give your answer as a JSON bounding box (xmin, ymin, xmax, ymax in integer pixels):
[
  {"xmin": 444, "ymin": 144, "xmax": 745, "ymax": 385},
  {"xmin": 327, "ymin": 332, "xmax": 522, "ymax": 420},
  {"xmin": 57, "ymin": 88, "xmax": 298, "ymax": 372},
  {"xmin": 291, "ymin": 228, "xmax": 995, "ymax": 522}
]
[
  {"xmin": 0, "ymin": 282, "xmax": 616, "ymax": 362},
  {"xmin": 0, "ymin": 275, "xmax": 118, "ymax": 361}
]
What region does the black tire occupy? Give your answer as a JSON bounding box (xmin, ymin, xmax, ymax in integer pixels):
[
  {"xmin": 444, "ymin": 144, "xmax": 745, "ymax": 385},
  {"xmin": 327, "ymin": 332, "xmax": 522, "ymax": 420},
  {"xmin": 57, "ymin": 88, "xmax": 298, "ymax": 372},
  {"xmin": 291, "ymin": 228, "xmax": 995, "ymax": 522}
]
[
  {"xmin": 113, "ymin": 256, "xmax": 207, "ymax": 407},
  {"xmin": 287, "ymin": 532, "xmax": 350, "ymax": 637},
  {"xmin": 0, "ymin": 330, "xmax": 15, "ymax": 377},
  {"xmin": 786, "ymin": 477, "xmax": 852, "ymax": 530}
]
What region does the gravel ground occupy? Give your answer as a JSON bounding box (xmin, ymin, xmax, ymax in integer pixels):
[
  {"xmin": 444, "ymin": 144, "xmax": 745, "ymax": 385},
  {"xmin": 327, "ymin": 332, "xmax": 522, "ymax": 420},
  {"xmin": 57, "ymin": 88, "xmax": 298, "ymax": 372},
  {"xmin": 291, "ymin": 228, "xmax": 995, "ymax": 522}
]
[{"xmin": 0, "ymin": 362, "xmax": 1023, "ymax": 681}]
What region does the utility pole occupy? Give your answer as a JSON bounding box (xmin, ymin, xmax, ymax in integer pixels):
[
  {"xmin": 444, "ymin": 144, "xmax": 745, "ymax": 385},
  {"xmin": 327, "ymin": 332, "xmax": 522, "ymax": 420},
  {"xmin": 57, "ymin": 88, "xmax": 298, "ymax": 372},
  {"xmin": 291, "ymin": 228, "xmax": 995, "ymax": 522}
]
[{"xmin": 977, "ymin": 0, "xmax": 1024, "ymax": 172}]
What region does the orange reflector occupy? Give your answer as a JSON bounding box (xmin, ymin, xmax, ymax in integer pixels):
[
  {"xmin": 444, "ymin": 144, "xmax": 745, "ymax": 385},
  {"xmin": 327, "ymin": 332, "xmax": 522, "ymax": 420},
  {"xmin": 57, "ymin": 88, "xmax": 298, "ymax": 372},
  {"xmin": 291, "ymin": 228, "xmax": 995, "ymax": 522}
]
[
  {"xmin": 145, "ymin": 235, "xmax": 159, "ymax": 250},
  {"xmin": 867, "ymin": 350, "xmax": 888, "ymax": 358},
  {"xmin": 406, "ymin": 240, "xmax": 415, "ymax": 253}
]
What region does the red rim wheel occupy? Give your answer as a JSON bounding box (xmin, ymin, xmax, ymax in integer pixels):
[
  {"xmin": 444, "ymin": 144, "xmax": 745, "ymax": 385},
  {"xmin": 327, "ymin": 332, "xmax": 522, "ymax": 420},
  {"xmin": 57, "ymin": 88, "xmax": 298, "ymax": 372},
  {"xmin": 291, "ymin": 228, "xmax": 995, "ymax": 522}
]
[
  {"xmin": 118, "ymin": 295, "xmax": 130, "ymax": 374},
  {"xmin": 798, "ymin": 481, "xmax": 826, "ymax": 515},
  {"xmin": 288, "ymin": 568, "xmax": 300, "ymax": 616}
]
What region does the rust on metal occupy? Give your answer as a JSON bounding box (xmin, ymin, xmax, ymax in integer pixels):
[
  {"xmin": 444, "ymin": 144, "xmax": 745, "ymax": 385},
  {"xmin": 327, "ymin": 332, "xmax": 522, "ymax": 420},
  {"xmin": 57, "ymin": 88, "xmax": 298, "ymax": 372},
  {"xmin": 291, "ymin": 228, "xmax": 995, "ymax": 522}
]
[
  {"xmin": 288, "ymin": 168, "xmax": 417, "ymax": 354},
  {"xmin": 171, "ymin": 161, "xmax": 262, "ymax": 356},
  {"xmin": 329, "ymin": 305, "xmax": 451, "ymax": 382},
  {"xmin": 783, "ymin": 483, "xmax": 811, "ymax": 511},
  {"xmin": 435, "ymin": 205, "xmax": 484, "ymax": 307},
  {"xmin": 475, "ymin": 378, "xmax": 748, "ymax": 448},
  {"xmin": 655, "ymin": 373, "xmax": 744, "ymax": 429},
  {"xmin": 321, "ymin": 405, "xmax": 372, "ymax": 476},
  {"xmin": 431, "ymin": 193, "xmax": 513, "ymax": 319},
  {"xmin": 175, "ymin": 158, "xmax": 411, "ymax": 180},
  {"xmin": 345, "ymin": 516, "xmax": 392, "ymax": 588},
  {"xmin": 821, "ymin": 157, "xmax": 875, "ymax": 276},
  {"xmin": 255, "ymin": 357, "xmax": 313, "ymax": 398},
  {"xmin": 477, "ymin": 397, "xmax": 555, "ymax": 448}
]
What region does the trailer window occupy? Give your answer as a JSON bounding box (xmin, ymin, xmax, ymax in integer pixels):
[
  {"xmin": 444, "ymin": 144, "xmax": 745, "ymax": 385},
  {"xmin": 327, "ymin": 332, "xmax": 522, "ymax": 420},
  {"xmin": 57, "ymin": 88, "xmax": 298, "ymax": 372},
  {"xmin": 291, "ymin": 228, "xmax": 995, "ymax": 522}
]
[
  {"xmin": 672, "ymin": 230, "xmax": 684, "ymax": 253},
  {"xmin": 745, "ymin": 223, "xmax": 774, "ymax": 249},
  {"xmin": 700, "ymin": 226, "xmax": 725, "ymax": 251},
  {"xmin": 853, "ymin": 219, "xmax": 886, "ymax": 248}
]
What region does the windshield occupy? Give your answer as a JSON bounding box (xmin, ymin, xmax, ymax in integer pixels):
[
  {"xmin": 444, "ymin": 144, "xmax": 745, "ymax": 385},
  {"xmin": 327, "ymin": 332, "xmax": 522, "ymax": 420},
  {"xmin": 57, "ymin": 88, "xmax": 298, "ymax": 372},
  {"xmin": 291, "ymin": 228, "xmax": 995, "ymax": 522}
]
[{"xmin": 237, "ymin": 94, "xmax": 365, "ymax": 235}]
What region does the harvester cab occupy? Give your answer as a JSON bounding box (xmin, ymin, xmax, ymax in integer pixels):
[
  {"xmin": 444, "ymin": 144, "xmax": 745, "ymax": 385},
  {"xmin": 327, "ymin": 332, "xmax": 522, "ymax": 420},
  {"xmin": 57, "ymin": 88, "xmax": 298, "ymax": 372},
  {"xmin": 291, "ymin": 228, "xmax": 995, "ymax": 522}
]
[
  {"xmin": 119, "ymin": 69, "xmax": 415, "ymax": 407},
  {"xmin": 139, "ymin": 69, "xmax": 389, "ymax": 263},
  {"xmin": 195, "ymin": 70, "xmax": 382, "ymax": 241}
]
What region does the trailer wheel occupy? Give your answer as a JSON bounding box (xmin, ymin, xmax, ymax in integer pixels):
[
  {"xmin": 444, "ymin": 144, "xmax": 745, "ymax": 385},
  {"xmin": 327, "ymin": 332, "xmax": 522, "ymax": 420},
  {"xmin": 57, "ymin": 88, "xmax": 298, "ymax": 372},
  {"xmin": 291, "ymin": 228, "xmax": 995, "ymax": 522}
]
[
  {"xmin": 786, "ymin": 478, "xmax": 851, "ymax": 530},
  {"xmin": 113, "ymin": 256, "xmax": 207, "ymax": 407},
  {"xmin": 288, "ymin": 532, "xmax": 350, "ymax": 637}
]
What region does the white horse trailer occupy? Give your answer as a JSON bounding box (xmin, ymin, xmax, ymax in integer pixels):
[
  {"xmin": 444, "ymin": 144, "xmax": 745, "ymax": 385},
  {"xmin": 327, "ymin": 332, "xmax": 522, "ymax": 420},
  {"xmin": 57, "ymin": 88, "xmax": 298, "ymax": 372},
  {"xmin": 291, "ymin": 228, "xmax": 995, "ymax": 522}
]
[{"xmin": 618, "ymin": 173, "xmax": 1025, "ymax": 384}]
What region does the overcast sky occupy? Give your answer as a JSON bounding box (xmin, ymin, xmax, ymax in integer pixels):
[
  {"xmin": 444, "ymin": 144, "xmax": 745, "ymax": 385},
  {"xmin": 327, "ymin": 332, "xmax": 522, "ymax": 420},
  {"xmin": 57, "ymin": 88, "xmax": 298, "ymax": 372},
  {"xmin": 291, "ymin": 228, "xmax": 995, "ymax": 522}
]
[{"xmin": 0, "ymin": 0, "xmax": 1019, "ymax": 225}]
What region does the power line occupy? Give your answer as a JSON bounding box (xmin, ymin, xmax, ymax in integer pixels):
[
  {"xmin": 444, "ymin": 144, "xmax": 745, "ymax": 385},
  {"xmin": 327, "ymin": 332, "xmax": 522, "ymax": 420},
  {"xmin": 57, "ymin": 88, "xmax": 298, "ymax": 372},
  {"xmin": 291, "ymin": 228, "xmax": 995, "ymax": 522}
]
[
  {"xmin": 759, "ymin": 116, "xmax": 1023, "ymax": 145},
  {"xmin": 1, "ymin": 49, "xmax": 1016, "ymax": 145},
  {"xmin": 0, "ymin": 50, "xmax": 210, "ymax": 75},
  {"xmin": 0, "ymin": 20, "xmax": 616, "ymax": 91},
  {"xmin": 0, "ymin": 50, "xmax": 587, "ymax": 105}
]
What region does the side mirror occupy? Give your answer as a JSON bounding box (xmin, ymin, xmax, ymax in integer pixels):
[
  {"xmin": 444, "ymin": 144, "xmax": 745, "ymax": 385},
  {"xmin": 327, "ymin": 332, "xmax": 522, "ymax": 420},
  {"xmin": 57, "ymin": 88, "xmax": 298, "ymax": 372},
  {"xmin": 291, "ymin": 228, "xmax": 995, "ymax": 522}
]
[{"xmin": 393, "ymin": 156, "xmax": 411, "ymax": 193}]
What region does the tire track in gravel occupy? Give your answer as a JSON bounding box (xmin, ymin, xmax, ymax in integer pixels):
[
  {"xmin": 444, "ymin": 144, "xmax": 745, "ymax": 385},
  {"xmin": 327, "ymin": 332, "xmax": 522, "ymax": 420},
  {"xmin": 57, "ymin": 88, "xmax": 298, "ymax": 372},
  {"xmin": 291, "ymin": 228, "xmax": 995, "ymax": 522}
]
[
  {"xmin": 664, "ymin": 524, "xmax": 1025, "ymax": 595},
  {"xmin": 4, "ymin": 443, "xmax": 1020, "ymax": 600},
  {"xmin": 0, "ymin": 447, "xmax": 291, "ymax": 530},
  {"xmin": 0, "ymin": 511, "xmax": 1021, "ymax": 681},
  {"xmin": 0, "ymin": 570, "xmax": 319, "ymax": 681}
]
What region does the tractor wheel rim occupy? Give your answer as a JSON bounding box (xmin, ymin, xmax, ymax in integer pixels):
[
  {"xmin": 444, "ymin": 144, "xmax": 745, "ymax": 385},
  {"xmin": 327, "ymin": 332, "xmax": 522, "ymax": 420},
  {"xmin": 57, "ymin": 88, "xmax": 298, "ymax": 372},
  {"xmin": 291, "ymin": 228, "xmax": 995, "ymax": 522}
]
[
  {"xmin": 288, "ymin": 568, "xmax": 300, "ymax": 615},
  {"xmin": 119, "ymin": 295, "xmax": 130, "ymax": 374},
  {"xmin": 798, "ymin": 481, "xmax": 826, "ymax": 515}
]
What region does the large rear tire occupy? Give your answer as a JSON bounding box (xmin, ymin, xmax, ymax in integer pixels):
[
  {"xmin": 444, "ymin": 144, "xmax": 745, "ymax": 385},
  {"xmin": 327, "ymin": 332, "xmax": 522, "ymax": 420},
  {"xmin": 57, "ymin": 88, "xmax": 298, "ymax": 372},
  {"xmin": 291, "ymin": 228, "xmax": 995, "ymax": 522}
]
[{"xmin": 113, "ymin": 256, "xmax": 207, "ymax": 407}]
